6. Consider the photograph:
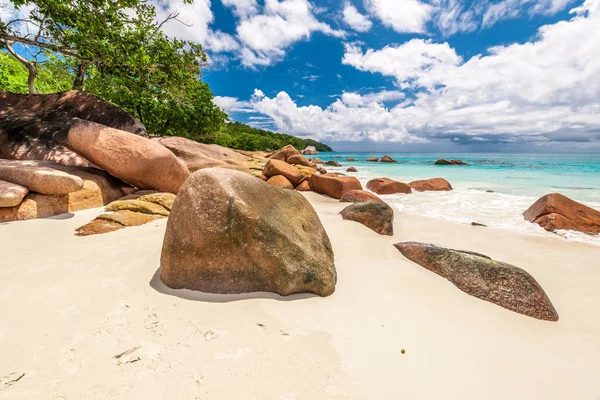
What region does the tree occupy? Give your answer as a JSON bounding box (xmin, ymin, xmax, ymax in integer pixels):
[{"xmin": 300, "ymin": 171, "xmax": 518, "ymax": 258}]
[
  {"xmin": 1, "ymin": 0, "xmax": 227, "ymax": 137},
  {"xmin": 0, "ymin": 0, "xmax": 194, "ymax": 92}
]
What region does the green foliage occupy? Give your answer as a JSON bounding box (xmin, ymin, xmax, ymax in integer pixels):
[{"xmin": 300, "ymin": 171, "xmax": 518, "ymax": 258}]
[
  {"xmin": 0, "ymin": 52, "xmax": 27, "ymax": 93},
  {"xmin": 0, "ymin": 52, "xmax": 71, "ymax": 93},
  {"xmin": 208, "ymin": 122, "xmax": 332, "ymax": 152}
]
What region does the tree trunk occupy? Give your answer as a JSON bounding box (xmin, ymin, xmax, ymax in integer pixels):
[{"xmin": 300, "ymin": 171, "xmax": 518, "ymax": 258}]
[
  {"xmin": 72, "ymin": 62, "xmax": 88, "ymax": 90},
  {"xmin": 4, "ymin": 40, "xmax": 37, "ymax": 94},
  {"xmin": 26, "ymin": 65, "xmax": 37, "ymax": 94},
  {"xmin": 136, "ymin": 105, "xmax": 145, "ymax": 126}
]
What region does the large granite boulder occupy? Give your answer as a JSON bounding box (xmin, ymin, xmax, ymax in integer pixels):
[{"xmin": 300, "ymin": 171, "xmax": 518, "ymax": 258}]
[
  {"xmin": 340, "ymin": 202, "xmax": 394, "ymax": 236},
  {"xmin": 346, "ymin": 167, "xmax": 358, "ymax": 172},
  {"xmin": 160, "ymin": 169, "xmax": 337, "ymax": 297},
  {"xmin": 267, "ymin": 175, "xmax": 294, "ymax": 189},
  {"xmin": 340, "ymin": 190, "xmax": 385, "ymax": 204},
  {"xmin": 0, "ymin": 135, "xmax": 95, "ymax": 167},
  {"xmin": 0, "ymin": 164, "xmax": 131, "ymax": 222},
  {"xmin": 325, "ymin": 160, "xmax": 341, "ymax": 167},
  {"xmin": 523, "ymin": 193, "xmax": 600, "ymax": 235},
  {"xmin": 366, "ymin": 178, "xmax": 412, "ymax": 195},
  {"xmin": 151, "ymin": 136, "xmax": 249, "ymax": 172},
  {"xmin": 262, "ymin": 159, "xmax": 303, "ymax": 186},
  {"xmin": 286, "ymin": 154, "xmax": 314, "ymax": 167},
  {"xmin": 0, "ymin": 91, "xmax": 146, "ymax": 169},
  {"xmin": 0, "ymin": 180, "xmax": 28, "ymax": 207},
  {"xmin": 61, "ymin": 120, "xmax": 190, "ymax": 194},
  {"xmin": 366, "ymin": 157, "xmax": 379, "ymax": 162},
  {"xmin": 295, "ymin": 180, "xmax": 311, "ymax": 191},
  {"xmin": 0, "ymin": 160, "xmax": 84, "ymax": 195},
  {"xmin": 409, "ymin": 178, "xmax": 453, "ymax": 192},
  {"xmin": 309, "ymin": 173, "xmax": 362, "ymax": 199},
  {"xmin": 0, "ymin": 90, "xmax": 147, "ymax": 136},
  {"xmin": 394, "ymin": 242, "xmax": 559, "ymax": 321},
  {"xmin": 267, "ymin": 145, "xmax": 302, "ymax": 163}
]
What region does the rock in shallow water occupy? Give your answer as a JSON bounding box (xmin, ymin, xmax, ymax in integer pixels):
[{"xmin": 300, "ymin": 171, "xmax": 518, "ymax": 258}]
[
  {"xmin": 523, "ymin": 193, "xmax": 600, "ymax": 235},
  {"xmin": 340, "ymin": 202, "xmax": 394, "ymax": 236},
  {"xmin": 160, "ymin": 169, "xmax": 337, "ymax": 297},
  {"xmin": 366, "ymin": 178, "xmax": 412, "ymax": 195},
  {"xmin": 394, "ymin": 242, "xmax": 558, "ymax": 321},
  {"xmin": 409, "ymin": 178, "xmax": 452, "ymax": 192}
]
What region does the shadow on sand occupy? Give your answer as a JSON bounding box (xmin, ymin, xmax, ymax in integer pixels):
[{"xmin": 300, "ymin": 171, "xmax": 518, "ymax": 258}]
[{"xmin": 149, "ymin": 268, "xmax": 317, "ymax": 303}]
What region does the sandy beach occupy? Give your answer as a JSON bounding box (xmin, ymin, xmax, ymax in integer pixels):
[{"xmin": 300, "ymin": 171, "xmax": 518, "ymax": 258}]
[{"xmin": 1, "ymin": 192, "xmax": 599, "ymax": 399}]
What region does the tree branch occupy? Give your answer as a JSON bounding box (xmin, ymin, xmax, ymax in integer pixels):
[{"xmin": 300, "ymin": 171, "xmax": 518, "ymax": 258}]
[{"xmin": 1, "ymin": 34, "xmax": 87, "ymax": 61}]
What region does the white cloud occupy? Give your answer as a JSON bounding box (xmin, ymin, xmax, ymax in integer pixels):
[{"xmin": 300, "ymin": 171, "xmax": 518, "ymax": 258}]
[
  {"xmin": 221, "ymin": 0, "xmax": 259, "ymax": 18},
  {"xmin": 251, "ymin": 89, "xmax": 425, "ymax": 142},
  {"xmin": 153, "ymin": 0, "xmax": 213, "ymax": 43},
  {"xmin": 364, "ymin": 0, "xmax": 433, "ymax": 34},
  {"xmin": 431, "ymin": 0, "xmax": 479, "ymax": 36},
  {"xmin": 245, "ymin": 1, "xmax": 600, "ymax": 147},
  {"xmin": 236, "ymin": 0, "xmax": 345, "ymax": 67},
  {"xmin": 213, "ymin": 96, "xmax": 253, "ymax": 113},
  {"xmin": 342, "ymin": 39, "xmax": 462, "ymax": 87},
  {"xmin": 204, "ymin": 30, "xmax": 240, "ymax": 52},
  {"xmin": 340, "ymin": 90, "xmax": 405, "ymax": 107},
  {"xmin": 342, "ymin": 3, "xmax": 373, "ymax": 32}
]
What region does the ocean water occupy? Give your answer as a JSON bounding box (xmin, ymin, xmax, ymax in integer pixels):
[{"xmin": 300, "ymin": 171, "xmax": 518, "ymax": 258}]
[{"xmin": 315, "ymin": 153, "xmax": 600, "ymax": 246}]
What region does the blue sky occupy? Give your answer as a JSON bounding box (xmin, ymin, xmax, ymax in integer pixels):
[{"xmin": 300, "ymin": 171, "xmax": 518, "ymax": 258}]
[{"xmin": 4, "ymin": 0, "xmax": 600, "ymax": 152}]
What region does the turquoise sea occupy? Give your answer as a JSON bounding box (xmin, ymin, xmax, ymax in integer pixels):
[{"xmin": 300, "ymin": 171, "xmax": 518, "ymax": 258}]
[{"xmin": 315, "ymin": 153, "xmax": 600, "ymax": 246}]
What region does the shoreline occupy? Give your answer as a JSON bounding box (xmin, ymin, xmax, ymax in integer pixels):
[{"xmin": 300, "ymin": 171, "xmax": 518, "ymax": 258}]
[
  {"xmin": 321, "ymin": 163, "xmax": 600, "ymax": 247},
  {"xmin": 1, "ymin": 192, "xmax": 599, "ymax": 399}
]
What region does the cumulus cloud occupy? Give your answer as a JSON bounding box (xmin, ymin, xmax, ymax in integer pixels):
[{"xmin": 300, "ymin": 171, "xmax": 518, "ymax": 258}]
[
  {"xmin": 245, "ymin": 1, "xmax": 600, "ymax": 147},
  {"xmin": 236, "ymin": 0, "xmax": 345, "ymax": 67},
  {"xmin": 213, "ymin": 96, "xmax": 253, "ymax": 113},
  {"xmin": 364, "ymin": 0, "xmax": 434, "ymax": 34},
  {"xmin": 342, "ymin": 39, "xmax": 462, "ymax": 87},
  {"xmin": 221, "ymin": 0, "xmax": 259, "ymax": 18},
  {"xmin": 152, "ymin": 0, "xmax": 214, "ymax": 43},
  {"xmin": 204, "ymin": 30, "xmax": 240, "ymax": 52},
  {"xmin": 342, "ymin": 3, "xmax": 373, "ymax": 32}
]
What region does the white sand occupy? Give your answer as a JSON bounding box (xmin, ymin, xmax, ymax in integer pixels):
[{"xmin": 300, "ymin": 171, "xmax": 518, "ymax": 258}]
[{"xmin": 1, "ymin": 192, "xmax": 599, "ymax": 399}]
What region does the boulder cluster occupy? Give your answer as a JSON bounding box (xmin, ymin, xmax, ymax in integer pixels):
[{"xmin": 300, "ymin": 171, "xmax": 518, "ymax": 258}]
[{"xmin": 0, "ymin": 91, "xmax": 254, "ymax": 222}]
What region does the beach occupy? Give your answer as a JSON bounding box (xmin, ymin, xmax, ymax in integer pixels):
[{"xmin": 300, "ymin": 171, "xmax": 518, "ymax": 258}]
[{"xmin": 1, "ymin": 192, "xmax": 599, "ymax": 399}]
